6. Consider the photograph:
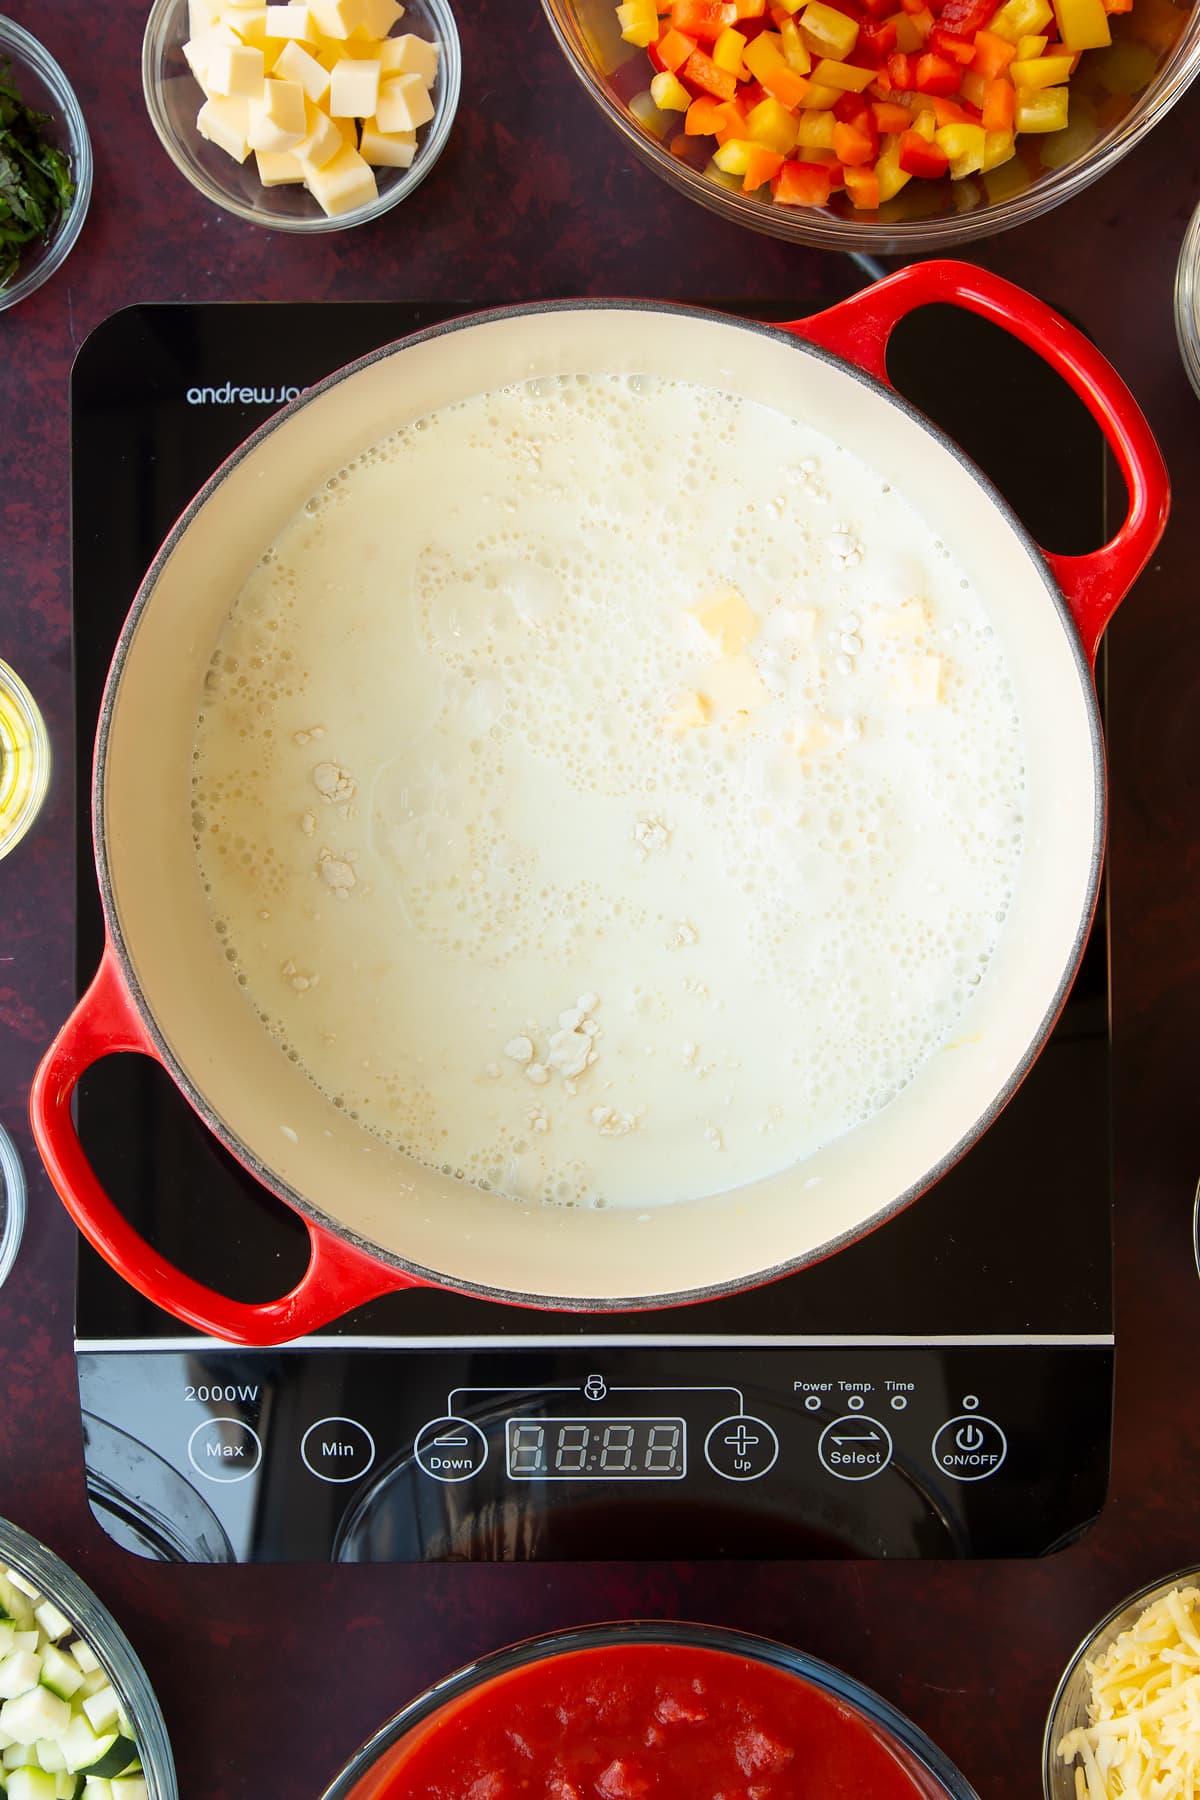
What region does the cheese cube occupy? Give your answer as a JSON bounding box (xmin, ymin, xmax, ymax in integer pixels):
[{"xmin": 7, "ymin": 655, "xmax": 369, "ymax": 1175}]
[
  {"xmin": 329, "ymin": 55, "xmax": 381, "ymax": 116},
  {"xmin": 303, "ymin": 141, "xmax": 377, "ymax": 213},
  {"xmin": 295, "ymin": 97, "xmax": 344, "ymax": 167},
  {"xmin": 188, "ymin": 0, "xmax": 227, "ymax": 34},
  {"xmin": 381, "ymin": 31, "xmax": 437, "ymax": 82},
  {"xmin": 254, "ymin": 147, "xmax": 305, "ymax": 183},
  {"xmin": 307, "ymin": 0, "xmax": 365, "ymax": 37},
  {"xmin": 205, "ymin": 40, "xmax": 266, "ymax": 96},
  {"xmin": 661, "ymin": 691, "xmax": 710, "ymax": 734},
  {"xmin": 248, "ymin": 75, "xmax": 307, "ymax": 149},
  {"xmin": 183, "ymin": 21, "xmax": 241, "ymax": 83},
  {"xmin": 266, "ymin": 3, "xmax": 313, "ymax": 35},
  {"xmin": 890, "ymin": 655, "xmax": 943, "ymax": 707},
  {"xmin": 359, "ymin": 116, "xmax": 416, "ymax": 165},
  {"xmin": 699, "ymin": 653, "xmax": 767, "ymax": 725},
  {"xmin": 375, "ymin": 71, "xmax": 434, "ymax": 132},
  {"xmin": 274, "ymin": 39, "xmax": 331, "ymax": 101},
  {"xmin": 690, "ymin": 588, "xmax": 759, "ymax": 656},
  {"xmin": 196, "ymin": 95, "xmax": 252, "ymax": 161},
  {"xmin": 357, "ymin": 0, "xmax": 405, "ymax": 34}
]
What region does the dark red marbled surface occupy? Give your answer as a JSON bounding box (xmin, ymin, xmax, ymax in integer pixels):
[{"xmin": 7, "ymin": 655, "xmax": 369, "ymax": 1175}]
[{"xmin": 2, "ymin": 2, "xmax": 1200, "ymax": 1796}]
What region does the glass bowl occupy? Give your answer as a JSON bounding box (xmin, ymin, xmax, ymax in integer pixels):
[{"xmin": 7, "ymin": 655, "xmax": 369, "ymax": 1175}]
[
  {"xmin": 0, "ymin": 1123, "xmax": 26, "ymax": 1291},
  {"xmin": 1175, "ymin": 196, "xmax": 1200, "ymax": 398},
  {"xmin": 0, "ymin": 1516, "xmax": 177, "ymax": 1799},
  {"xmin": 0, "ymin": 19, "xmax": 93, "ymax": 312},
  {"xmin": 141, "ymin": 0, "xmax": 461, "ymax": 232},
  {"xmin": 541, "ymin": 0, "xmax": 1200, "ymax": 251},
  {"xmin": 1042, "ymin": 1565, "xmax": 1200, "ymax": 1799},
  {"xmin": 0, "ymin": 657, "xmax": 51, "ymax": 862},
  {"xmin": 319, "ymin": 1620, "xmax": 981, "ymax": 1800}
]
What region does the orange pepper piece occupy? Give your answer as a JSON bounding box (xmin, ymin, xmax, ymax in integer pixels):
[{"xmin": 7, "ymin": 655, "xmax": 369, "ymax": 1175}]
[
  {"xmin": 843, "ymin": 163, "xmax": 881, "ymax": 206},
  {"xmin": 743, "ymin": 144, "xmax": 786, "ymax": 186},
  {"xmin": 681, "ymin": 46, "xmax": 739, "ymax": 98},
  {"xmin": 981, "ymin": 73, "xmax": 1015, "ymax": 126}
]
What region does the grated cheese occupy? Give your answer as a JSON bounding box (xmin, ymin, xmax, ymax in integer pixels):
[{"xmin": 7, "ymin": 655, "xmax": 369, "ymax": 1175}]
[{"xmin": 1056, "ymin": 1586, "xmax": 1200, "ymax": 1800}]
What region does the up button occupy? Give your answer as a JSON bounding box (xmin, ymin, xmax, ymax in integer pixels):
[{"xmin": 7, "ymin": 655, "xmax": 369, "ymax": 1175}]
[{"xmin": 932, "ymin": 1414, "xmax": 1007, "ymax": 1481}]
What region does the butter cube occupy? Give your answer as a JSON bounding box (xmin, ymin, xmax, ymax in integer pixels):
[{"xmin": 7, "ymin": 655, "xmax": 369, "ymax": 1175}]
[
  {"xmin": 275, "ymin": 39, "xmax": 331, "ymax": 101},
  {"xmin": 248, "ymin": 76, "xmax": 307, "ymax": 150},
  {"xmin": 230, "ymin": 8, "xmax": 271, "ymax": 47},
  {"xmin": 303, "ymin": 140, "xmax": 378, "ymax": 213},
  {"xmin": 329, "ymin": 55, "xmax": 381, "ymax": 116},
  {"xmin": 308, "ymin": 0, "xmax": 365, "ymax": 37},
  {"xmin": 786, "ymin": 717, "xmax": 833, "ymax": 756},
  {"xmin": 205, "ymin": 39, "xmax": 266, "ymax": 96},
  {"xmin": 222, "ymin": 0, "xmax": 264, "ymax": 9},
  {"xmin": 357, "ymin": 0, "xmax": 405, "ymax": 34},
  {"xmin": 196, "ymin": 95, "xmax": 252, "ymax": 161},
  {"xmin": 890, "ymin": 655, "xmax": 943, "ymax": 707},
  {"xmin": 266, "ymin": 4, "xmax": 313, "ymax": 35},
  {"xmin": 255, "ymin": 146, "xmax": 305, "ymax": 183},
  {"xmin": 382, "ymin": 31, "xmax": 437, "ymax": 82},
  {"xmin": 359, "ymin": 116, "xmax": 416, "ymax": 165},
  {"xmin": 865, "ymin": 597, "xmax": 930, "ymax": 640},
  {"xmin": 375, "ymin": 70, "xmax": 434, "ymax": 131},
  {"xmin": 661, "ymin": 691, "xmax": 710, "ymax": 734},
  {"xmin": 183, "ymin": 21, "xmax": 241, "ymax": 83},
  {"xmin": 295, "ymin": 97, "xmax": 344, "ymax": 167},
  {"xmin": 699, "ymin": 653, "xmax": 767, "ymax": 725},
  {"xmin": 691, "ymin": 588, "xmax": 759, "ymax": 656}
]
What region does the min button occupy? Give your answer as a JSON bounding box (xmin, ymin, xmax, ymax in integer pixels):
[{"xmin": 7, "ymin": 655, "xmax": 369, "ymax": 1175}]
[{"xmin": 301, "ymin": 1417, "xmax": 377, "ymax": 1484}]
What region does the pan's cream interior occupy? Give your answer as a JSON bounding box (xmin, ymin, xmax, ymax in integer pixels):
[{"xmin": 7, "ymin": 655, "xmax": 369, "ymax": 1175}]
[{"xmin": 100, "ymin": 307, "xmax": 1101, "ymax": 1303}]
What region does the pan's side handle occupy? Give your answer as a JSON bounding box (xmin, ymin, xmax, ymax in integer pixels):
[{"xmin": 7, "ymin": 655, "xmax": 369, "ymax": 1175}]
[
  {"xmin": 778, "ymin": 259, "xmax": 1170, "ymax": 668},
  {"xmin": 30, "ymin": 945, "xmax": 415, "ymax": 1345}
]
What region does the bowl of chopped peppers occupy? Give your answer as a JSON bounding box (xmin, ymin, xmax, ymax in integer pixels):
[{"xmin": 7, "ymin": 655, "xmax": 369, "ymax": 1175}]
[
  {"xmin": 0, "ymin": 18, "xmax": 92, "ymax": 311},
  {"xmin": 542, "ymin": 0, "xmax": 1200, "ymax": 246}
]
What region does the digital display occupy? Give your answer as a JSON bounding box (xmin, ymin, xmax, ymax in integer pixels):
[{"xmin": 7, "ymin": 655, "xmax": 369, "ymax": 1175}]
[{"xmin": 506, "ymin": 1416, "xmax": 686, "ymax": 1481}]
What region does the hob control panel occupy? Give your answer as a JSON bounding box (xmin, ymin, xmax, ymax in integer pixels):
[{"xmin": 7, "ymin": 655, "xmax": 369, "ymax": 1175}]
[{"xmin": 77, "ymin": 1340, "xmax": 1111, "ymax": 1562}]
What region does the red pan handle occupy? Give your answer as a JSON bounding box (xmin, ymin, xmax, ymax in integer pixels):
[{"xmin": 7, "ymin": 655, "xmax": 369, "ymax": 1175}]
[
  {"xmin": 29, "ymin": 944, "xmax": 416, "ymax": 1346},
  {"xmin": 779, "ymin": 258, "xmax": 1170, "ymax": 668}
]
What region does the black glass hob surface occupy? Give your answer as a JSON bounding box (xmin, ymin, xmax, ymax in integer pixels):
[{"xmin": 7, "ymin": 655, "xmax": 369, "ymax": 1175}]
[{"xmin": 70, "ymin": 298, "xmax": 1113, "ymax": 1563}]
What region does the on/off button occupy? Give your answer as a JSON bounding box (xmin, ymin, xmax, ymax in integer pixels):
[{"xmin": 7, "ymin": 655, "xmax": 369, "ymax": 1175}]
[{"xmin": 931, "ymin": 1415, "xmax": 1007, "ymax": 1481}]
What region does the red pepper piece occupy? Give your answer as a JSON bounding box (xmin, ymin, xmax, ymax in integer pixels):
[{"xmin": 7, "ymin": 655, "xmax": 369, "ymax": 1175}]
[
  {"xmin": 772, "ymin": 158, "xmax": 835, "ymax": 204},
  {"xmin": 929, "ymin": 24, "xmax": 977, "ymax": 58},
  {"xmin": 913, "ymin": 49, "xmax": 961, "ymax": 90},
  {"xmin": 833, "ymin": 89, "xmax": 871, "ymax": 122},
  {"xmin": 886, "ymin": 49, "xmax": 916, "ymax": 84},
  {"xmin": 680, "ymin": 46, "xmax": 739, "ymax": 97},
  {"xmin": 857, "ymin": 17, "xmax": 899, "ymax": 57},
  {"xmin": 897, "ymin": 127, "xmax": 950, "ymax": 173},
  {"xmin": 935, "ymin": 0, "xmax": 999, "ymax": 31},
  {"xmin": 831, "ymin": 118, "xmax": 877, "ymax": 162},
  {"xmin": 671, "ymin": 0, "xmax": 738, "ymax": 41},
  {"xmin": 927, "ymin": 91, "xmax": 977, "ymax": 120}
]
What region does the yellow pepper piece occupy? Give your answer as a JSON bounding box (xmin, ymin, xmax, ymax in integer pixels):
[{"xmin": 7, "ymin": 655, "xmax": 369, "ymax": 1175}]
[
  {"xmin": 712, "ymin": 25, "xmax": 748, "ymax": 72},
  {"xmin": 649, "ymin": 68, "xmax": 692, "ymax": 108},
  {"xmin": 812, "ymin": 55, "xmax": 875, "ymax": 88},
  {"xmin": 1015, "ymin": 32, "xmax": 1048, "ymax": 54},
  {"xmin": 987, "ymin": 0, "xmax": 1052, "ymax": 41},
  {"xmin": 743, "ymin": 32, "xmax": 786, "ymax": 76},
  {"xmin": 935, "ymin": 119, "xmax": 986, "ymax": 174},
  {"xmin": 1014, "ymin": 83, "xmax": 1069, "ymax": 126},
  {"xmin": 795, "ymin": 106, "xmax": 837, "ymax": 145},
  {"xmin": 1051, "ymin": 0, "xmax": 1110, "ymax": 48},
  {"xmin": 712, "ymin": 136, "xmax": 756, "ymax": 173},
  {"xmin": 799, "ymin": 80, "xmax": 843, "ymax": 106},
  {"xmin": 873, "ymin": 134, "xmax": 912, "ymax": 202},
  {"xmin": 982, "ymin": 126, "xmax": 1016, "ymax": 168},
  {"xmin": 745, "ymin": 96, "xmax": 801, "ymax": 152},
  {"xmin": 1010, "ymin": 51, "xmax": 1074, "ymax": 83},
  {"xmin": 616, "ymin": 0, "xmax": 659, "ymax": 46},
  {"xmin": 798, "ymin": 0, "xmax": 859, "ymax": 59},
  {"xmin": 779, "ymin": 19, "xmax": 813, "ymax": 69}
]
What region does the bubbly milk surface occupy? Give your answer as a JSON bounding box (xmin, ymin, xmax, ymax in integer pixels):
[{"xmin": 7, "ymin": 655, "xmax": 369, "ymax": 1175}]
[{"xmin": 193, "ymin": 372, "xmax": 1026, "ymax": 1210}]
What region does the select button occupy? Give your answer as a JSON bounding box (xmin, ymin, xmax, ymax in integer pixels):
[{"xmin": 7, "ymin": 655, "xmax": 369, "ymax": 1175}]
[
  {"xmin": 818, "ymin": 1414, "xmax": 893, "ymax": 1481},
  {"xmin": 301, "ymin": 1417, "xmax": 377, "ymax": 1484}
]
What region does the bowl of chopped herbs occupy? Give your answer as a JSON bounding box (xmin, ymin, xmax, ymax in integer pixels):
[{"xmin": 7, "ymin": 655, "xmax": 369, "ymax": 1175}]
[{"xmin": 0, "ymin": 17, "xmax": 91, "ymax": 311}]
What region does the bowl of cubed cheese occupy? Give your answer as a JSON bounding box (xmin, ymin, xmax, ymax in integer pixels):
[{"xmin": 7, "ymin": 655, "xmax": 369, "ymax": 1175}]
[
  {"xmin": 0, "ymin": 1516, "xmax": 176, "ymax": 1800},
  {"xmin": 142, "ymin": 0, "xmax": 460, "ymax": 228}
]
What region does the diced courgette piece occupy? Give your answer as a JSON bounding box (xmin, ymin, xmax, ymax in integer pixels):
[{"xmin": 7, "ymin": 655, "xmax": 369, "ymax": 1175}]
[
  {"xmin": 54, "ymin": 1776, "xmax": 85, "ymax": 1800},
  {"xmin": 76, "ymin": 1741, "xmax": 136, "ymax": 1783},
  {"xmin": 66, "ymin": 1648, "xmax": 97, "ymax": 1680},
  {"xmin": 78, "ymin": 1696, "xmax": 116, "ymax": 1741},
  {"xmin": 30, "ymin": 1610, "xmax": 69, "ymax": 1652},
  {"xmin": 4, "ymin": 1576, "xmax": 40, "ymax": 1606},
  {"xmin": 108, "ymin": 1780, "xmax": 146, "ymax": 1800},
  {"xmin": 0, "ymin": 1626, "xmax": 16, "ymax": 1658},
  {"xmin": 0, "ymin": 1583, "xmax": 34, "ymax": 1630},
  {"xmin": 8, "ymin": 1767, "xmax": 57, "ymax": 1800},
  {"xmin": 0, "ymin": 1655, "xmax": 43, "ymax": 1703},
  {"xmin": 10, "ymin": 1639, "xmax": 38, "ymax": 1658},
  {"xmin": 81, "ymin": 1783, "xmax": 112, "ymax": 1800},
  {"xmin": 0, "ymin": 1691, "xmax": 70, "ymax": 1746},
  {"xmin": 38, "ymin": 1653, "xmax": 83, "ymax": 1706},
  {"xmin": 34, "ymin": 1740, "xmax": 67, "ymax": 1774},
  {"xmin": 4, "ymin": 1741, "xmax": 40, "ymax": 1768}
]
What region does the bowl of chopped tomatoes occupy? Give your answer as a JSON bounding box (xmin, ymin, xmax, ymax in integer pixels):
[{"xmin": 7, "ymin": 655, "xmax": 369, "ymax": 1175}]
[{"xmin": 541, "ymin": 0, "xmax": 1200, "ymax": 247}]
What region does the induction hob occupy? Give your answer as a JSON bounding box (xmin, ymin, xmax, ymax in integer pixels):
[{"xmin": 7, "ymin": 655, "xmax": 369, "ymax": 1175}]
[{"xmin": 69, "ymin": 296, "xmax": 1113, "ymax": 1563}]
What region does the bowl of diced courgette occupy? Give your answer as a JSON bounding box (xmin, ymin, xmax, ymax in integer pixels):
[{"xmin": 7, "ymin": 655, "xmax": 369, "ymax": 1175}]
[{"xmin": 0, "ymin": 1517, "xmax": 177, "ymax": 1800}]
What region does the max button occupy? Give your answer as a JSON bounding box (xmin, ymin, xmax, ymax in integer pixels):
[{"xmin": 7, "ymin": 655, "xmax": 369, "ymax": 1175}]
[
  {"xmin": 932, "ymin": 1415, "xmax": 1007, "ymax": 1481},
  {"xmin": 187, "ymin": 1417, "xmax": 262, "ymax": 1484}
]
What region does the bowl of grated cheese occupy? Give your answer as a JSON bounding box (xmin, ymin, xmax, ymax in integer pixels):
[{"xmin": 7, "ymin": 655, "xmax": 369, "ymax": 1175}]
[{"xmin": 1043, "ymin": 1571, "xmax": 1200, "ymax": 1800}]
